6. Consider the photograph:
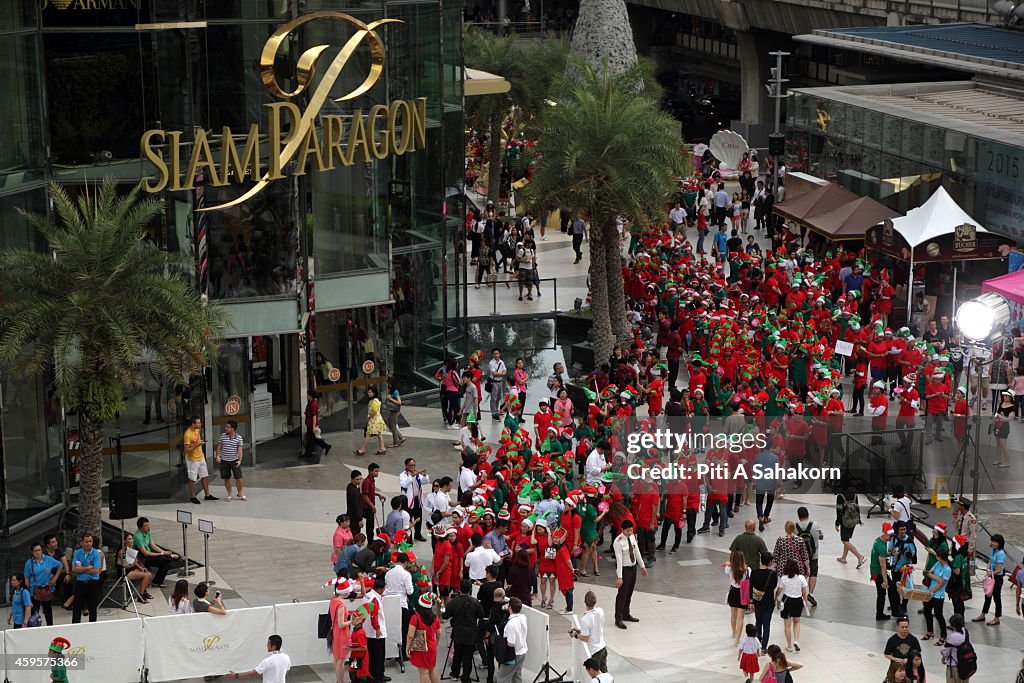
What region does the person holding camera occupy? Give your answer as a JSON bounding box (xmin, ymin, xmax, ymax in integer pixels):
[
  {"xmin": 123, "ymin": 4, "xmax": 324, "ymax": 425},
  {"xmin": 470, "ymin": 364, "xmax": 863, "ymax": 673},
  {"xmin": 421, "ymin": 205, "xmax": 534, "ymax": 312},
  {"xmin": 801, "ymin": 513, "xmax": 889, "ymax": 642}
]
[
  {"xmin": 399, "ymin": 458, "xmax": 430, "ymax": 541},
  {"xmin": 570, "ymin": 591, "xmax": 608, "ymax": 673},
  {"xmin": 193, "ymin": 581, "xmax": 226, "ymax": 615},
  {"xmin": 442, "ymin": 579, "xmax": 485, "ymax": 683}
]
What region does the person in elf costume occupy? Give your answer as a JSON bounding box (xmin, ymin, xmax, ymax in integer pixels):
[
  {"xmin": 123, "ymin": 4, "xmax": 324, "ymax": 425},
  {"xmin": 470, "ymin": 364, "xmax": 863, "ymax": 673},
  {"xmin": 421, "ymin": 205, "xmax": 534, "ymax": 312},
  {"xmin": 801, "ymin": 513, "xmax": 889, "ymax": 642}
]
[{"xmin": 49, "ymin": 637, "xmax": 71, "ymax": 683}]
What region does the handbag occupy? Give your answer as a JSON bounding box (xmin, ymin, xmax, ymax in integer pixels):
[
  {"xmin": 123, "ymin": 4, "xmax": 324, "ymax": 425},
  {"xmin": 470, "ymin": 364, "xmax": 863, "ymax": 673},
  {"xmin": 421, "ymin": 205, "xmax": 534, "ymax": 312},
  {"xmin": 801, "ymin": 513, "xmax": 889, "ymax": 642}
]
[
  {"xmin": 409, "ymin": 627, "xmax": 428, "ymax": 652},
  {"xmin": 430, "ymin": 509, "xmax": 443, "ymax": 525},
  {"xmin": 27, "ymin": 609, "xmax": 41, "ymax": 628},
  {"xmin": 33, "ymin": 585, "xmax": 53, "ymax": 602},
  {"xmin": 484, "ymin": 379, "xmax": 493, "ymax": 394},
  {"xmin": 983, "ymin": 574, "xmax": 995, "ymax": 597},
  {"xmin": 739, "ymin": 577, "xmax": 751, "ymax": 607}
]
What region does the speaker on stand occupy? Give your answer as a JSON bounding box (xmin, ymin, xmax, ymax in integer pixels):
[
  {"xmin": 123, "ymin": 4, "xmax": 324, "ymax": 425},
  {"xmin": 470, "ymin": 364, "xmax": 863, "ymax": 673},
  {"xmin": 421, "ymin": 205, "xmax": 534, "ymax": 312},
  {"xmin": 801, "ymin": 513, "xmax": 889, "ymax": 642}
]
[{"xmin": 103, "ymin": 477, "xmax": 144, "ymax": 615}]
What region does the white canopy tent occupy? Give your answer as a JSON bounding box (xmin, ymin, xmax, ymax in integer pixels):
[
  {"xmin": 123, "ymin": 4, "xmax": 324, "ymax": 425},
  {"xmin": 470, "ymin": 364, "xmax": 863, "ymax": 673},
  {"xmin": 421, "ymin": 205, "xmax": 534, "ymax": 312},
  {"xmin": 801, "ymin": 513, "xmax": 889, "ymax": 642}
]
[{"xmin": 887, "ymin": 186, "xmax": 988, "ymax": 320}]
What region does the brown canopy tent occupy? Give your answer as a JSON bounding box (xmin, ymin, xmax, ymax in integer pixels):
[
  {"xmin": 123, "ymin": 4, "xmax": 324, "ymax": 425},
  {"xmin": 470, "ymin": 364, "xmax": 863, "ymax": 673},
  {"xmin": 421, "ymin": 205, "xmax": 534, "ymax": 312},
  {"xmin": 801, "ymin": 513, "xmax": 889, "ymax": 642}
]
[
  {"xmin": 773, "ymin": 183, "xmax": 860, "ymax": 224},
  {"xmin": 806, "ymin": 196, "xmax": 902, "ymax": 241}
]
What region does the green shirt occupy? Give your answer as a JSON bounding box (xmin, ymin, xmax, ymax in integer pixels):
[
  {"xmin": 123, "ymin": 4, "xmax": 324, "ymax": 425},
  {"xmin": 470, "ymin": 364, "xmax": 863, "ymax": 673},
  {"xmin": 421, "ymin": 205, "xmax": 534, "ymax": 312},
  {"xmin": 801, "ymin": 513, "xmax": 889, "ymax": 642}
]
[
  {"xmin": 133, "ymin": 530, "xmax": 153, "ymax": 553},
  {"xmin": 870, "ymin": 537, "xmax": 889, "ymax": 575},
  {"xmin": 579, "ymin": 503, "xmax": 599, "ymax": 542}
]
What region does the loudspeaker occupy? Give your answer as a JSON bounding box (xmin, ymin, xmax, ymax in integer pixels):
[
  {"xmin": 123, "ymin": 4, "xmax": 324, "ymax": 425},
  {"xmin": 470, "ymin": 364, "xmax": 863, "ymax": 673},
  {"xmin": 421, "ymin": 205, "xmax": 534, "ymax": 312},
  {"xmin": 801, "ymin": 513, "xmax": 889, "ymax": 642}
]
[
  {"xmin": 109, "ymin": 476, "xmax": 138, "ymax": 520},
  {"xmin": 768, "ymin": 133, "xmax": 785, "ymax": 157}
]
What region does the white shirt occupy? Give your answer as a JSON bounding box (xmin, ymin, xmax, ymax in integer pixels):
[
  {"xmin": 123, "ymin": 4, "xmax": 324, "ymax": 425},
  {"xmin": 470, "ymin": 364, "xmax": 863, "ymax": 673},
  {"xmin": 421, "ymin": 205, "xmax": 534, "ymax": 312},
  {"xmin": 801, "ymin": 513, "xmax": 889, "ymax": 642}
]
[
  {"xmin": 168, "ymin": 597, "xmax": 192, "ymax": 615},
  {"xmin": 465, "ymin": 546, "xmax": 502, "ymax": 580},
  {"xmin": 890, "ymin": 496, "xmax": 913, "ymax": 523},
  {"xmin": 585, "ymin": 449, "xmax": 607, "ymax": 484},
  {"xmin": 383, "ymin": 564, "xmax": 414, "ymax": 609},
  {"xmin": 489, "ymin": 358, "xmax": 507, "ymax": 380},
  {"xmin": 579, "ymin": 607, "xmax": 606, "ymax": 655},
  {"xmin": 612, "ymin": 533, "xmax": 645, "ymax": 578},
  {"xmin": 364, "ymin": 590, "xmax": 386, "ymax": 639},
  {"xmin": 459, "ymin": 466, "xmax": 477, "ymax": 493},
  {"xmin": 778, "ymin": 574, "xmax": 807, "ymax": 599},
  {"xmin": 503, "ymin": 613, "xmax": 529, "ymax": 656},
  {"xmin": 669, "ymin": 207, "xmax": 686, "ymax": 224},
  {"xmin": 399, "ymin": 470, "xmax": 429, "ymax": 508},
  {"xmin": 424, "ymin": 490, "xmax": 451, "ymax": 519},
  {"xmin": 592, "ymin": 673, "xmax": 614, "ymax": 683},
  {"xmin": 253, "ymin": 651, "xmax": 291, "ymax": 683}
]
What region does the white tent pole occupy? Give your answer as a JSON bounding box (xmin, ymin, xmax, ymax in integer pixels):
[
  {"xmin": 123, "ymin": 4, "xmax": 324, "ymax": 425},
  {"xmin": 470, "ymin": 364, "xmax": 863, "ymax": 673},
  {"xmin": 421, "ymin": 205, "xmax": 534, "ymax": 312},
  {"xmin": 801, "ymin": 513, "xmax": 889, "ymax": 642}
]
[
  {"xmin": 952, "ymin": 266, "xmax": 958, "ymax": 320},
  {"xmin": 906, "ymin": 249, "xmax": 914, "ymax": 329}
]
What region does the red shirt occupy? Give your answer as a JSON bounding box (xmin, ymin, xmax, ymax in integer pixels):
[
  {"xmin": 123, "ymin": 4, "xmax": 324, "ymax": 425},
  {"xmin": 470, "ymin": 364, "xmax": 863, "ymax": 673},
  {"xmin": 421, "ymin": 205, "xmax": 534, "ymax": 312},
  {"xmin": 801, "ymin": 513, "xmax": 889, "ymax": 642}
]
[
  {"xmin": 534, "ymin": 410, "xmax": 553, "ymax": 440},
  {"xmin": 349, "ymin": 628, "xmax": 370, "ymax": 678},
  {"xmin": 925, "ymin": 381, "xmax": 949, "ymax": 414},
  {"xmin": 535, "ymin": 532, "xmax": 556, "ymax": 573},
  {"xmin": 826, "ymin": 398, "xmax": 845, "ymax": 432},
  {"xmin": 870, "ymin": 393, "xmax": 888, "ymax": 430},
  {"xmin": 647, "ymin": 378, "xmax": 664, "ymax": 414},
  {"xmin": 689, "ymin": 370, "xmax": 708, "ymax": 395},
  {"xmin": 785, "ymin": 416, "xmax": 809, "ymax": 459},
  {"xmin": 555, "ymin": 544, "xmax": 575, "ymax": 591},
  {"xmin": 896, "ymin": 388, "xmax": 919, "ymax": 421},
  {"xmin": 432, "ymin": 540, "xmax": 454, "ymax": 587}
]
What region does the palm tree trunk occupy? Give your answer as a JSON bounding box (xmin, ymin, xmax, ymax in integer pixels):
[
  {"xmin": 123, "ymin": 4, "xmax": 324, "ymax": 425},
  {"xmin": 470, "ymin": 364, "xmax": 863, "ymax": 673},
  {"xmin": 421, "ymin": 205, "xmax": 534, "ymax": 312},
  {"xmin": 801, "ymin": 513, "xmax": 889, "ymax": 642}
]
[
  {"xmin": 588, "ymin": 212, "xmax": 615, "ymax": 364},
  {"xmin": 605, "ymin": 220, "xmax": 630, "ymax": 344},
  {"xmin": 76, "ymin": 411, "xmax": 104, "ymax": 540},
  {"xmin": 488, "ymin": 112, "xmax": 504, "ymax": 202}
]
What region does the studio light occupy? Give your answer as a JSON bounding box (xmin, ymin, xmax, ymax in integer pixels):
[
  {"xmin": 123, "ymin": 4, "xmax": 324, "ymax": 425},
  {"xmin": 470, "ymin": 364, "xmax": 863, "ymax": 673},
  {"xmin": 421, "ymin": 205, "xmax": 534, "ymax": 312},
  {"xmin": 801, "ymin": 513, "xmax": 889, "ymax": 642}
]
[
  {"xmin": 994, "ymin": 0, "xmax": 1017, "ymax": 16},
  {"xmin": 955, "ymin": 292, "xmax": 1010, "ymax": 343}
]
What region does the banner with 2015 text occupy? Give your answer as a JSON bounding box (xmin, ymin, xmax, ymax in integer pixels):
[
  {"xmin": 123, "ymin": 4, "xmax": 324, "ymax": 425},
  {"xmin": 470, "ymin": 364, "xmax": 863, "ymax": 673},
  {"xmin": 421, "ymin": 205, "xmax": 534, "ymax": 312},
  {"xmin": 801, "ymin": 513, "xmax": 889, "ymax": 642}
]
[
  {"xmin": 4, "ymin": 617, "xmax": 144, "ymax": 683},
  {"xmin": 143, "ymin": 606, "xmax": 274, "ymax": 681}
]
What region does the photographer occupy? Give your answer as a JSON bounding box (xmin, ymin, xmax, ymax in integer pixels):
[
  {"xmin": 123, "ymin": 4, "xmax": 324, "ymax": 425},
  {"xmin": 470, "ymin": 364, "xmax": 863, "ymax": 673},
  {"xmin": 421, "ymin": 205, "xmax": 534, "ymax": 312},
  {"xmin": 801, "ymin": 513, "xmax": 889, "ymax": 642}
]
[
  {"xmin": 442, "ymin": 579, "xmax": 485, "ymax": 683},
  {"xmin": 193, "ymin": 581, "xmax": 226, "ymax": 615},
  {"xmin": 570, "ymin": 591, "xmax": 608, "ymax": 673}
]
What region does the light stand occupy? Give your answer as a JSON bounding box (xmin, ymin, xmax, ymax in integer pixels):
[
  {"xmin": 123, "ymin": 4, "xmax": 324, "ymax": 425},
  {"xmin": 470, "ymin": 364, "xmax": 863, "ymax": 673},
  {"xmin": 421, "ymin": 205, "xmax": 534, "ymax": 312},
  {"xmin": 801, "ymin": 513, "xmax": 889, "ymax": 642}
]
[
  {"xmin": 955, "ymin": 292, "xmax": 1012, "ymax": 514},
  {"xmin": 177, "ymin": 509, "xmax": 195, "ymax": 577},
  {"xmin": 198, "ymin": 519, "xmax": 215, "ymax": 586},
  {"xmin": 99, "ymin": 518, "xmax": 144, "ymax": 618}
]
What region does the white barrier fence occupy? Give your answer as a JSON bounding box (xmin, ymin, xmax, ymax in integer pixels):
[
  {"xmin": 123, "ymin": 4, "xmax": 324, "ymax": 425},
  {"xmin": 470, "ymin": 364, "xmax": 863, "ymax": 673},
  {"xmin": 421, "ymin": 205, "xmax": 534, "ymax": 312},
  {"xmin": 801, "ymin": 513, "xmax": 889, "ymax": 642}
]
[
  {"xmin": 0, "ymin": 600, "xmax": 378, "ymax": 683},
  {"xmin": 4, "ymin": 617, "xmax": 144, "ymax": 683}
]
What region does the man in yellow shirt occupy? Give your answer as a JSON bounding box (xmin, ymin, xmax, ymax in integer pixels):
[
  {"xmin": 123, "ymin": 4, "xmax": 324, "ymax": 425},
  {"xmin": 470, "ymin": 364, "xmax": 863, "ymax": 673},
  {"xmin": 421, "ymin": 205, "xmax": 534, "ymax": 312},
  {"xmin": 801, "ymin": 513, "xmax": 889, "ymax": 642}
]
[{"xmin": 184, "ymin": 416, "xmax": 217, "ymax": 504}]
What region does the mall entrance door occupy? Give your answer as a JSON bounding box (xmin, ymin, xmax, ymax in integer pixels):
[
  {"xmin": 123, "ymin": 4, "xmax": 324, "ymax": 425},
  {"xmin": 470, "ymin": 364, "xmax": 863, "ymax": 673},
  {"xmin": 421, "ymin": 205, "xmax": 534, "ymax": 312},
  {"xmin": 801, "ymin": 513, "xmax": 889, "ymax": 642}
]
[{"xmin": 211, "ymin": 334, "xmax": 302, "ymax": 463}]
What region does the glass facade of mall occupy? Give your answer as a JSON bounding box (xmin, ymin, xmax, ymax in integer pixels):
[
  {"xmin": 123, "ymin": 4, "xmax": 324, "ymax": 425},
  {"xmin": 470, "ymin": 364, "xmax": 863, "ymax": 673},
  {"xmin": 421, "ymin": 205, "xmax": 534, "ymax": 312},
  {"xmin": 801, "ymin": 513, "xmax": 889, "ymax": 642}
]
[
  {"xmin": 786, "ymin": 86, "xmax": 1024, "ymax": 243},
  {"xmin": 0, "ymin": 1, "xmax": 465, "ymax": 521}
]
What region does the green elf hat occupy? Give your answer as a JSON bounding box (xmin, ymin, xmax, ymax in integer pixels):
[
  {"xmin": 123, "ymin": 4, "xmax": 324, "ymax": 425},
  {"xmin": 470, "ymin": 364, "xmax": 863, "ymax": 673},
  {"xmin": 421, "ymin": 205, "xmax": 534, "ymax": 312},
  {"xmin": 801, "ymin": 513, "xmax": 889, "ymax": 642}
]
[
  {"xmin": 582, "ymin": 387, "xmax": 598, "ymax": 401},
  {"xmin": 466, "ymin": 411, "xmax": 478, "ymax": 424}
]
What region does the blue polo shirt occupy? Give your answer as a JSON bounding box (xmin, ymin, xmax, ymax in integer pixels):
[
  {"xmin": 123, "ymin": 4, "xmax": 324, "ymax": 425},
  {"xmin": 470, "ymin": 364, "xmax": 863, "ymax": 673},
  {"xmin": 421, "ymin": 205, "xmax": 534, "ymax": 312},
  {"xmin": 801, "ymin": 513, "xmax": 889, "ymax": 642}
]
[
  {"xmin": 930, "ymin": 562, "xmax": 952, "ymax": 599},
  {"xmin": 24, "ymin": 555, "xmax": 61, "ymax": 591},
  {"xmin": 72, "ymin": 547, "xmax": 102, "ymax": 582},
  {"xmin": 10, "ymin": 587, "xmax": 32, "ymax": 624},
  {"xmin": 990, "ymin": 548, "xmax": 1006, "ymax": 576}
]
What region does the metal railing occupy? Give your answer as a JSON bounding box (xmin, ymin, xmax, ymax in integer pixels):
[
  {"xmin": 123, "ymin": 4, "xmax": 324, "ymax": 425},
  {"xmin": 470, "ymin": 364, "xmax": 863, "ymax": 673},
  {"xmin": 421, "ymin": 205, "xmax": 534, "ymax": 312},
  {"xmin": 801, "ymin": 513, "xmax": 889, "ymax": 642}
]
[{"xmin": 457, "ymin": 276, "xmax": 562, "ymax": 317}]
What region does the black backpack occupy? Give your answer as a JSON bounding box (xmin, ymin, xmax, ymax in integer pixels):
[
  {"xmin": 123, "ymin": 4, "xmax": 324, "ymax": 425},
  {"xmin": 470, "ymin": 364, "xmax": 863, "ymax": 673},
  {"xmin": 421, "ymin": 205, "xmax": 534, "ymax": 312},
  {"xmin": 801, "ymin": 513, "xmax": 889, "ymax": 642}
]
[
  {"xmin": 796, "ymin": 521, "xmax": 817, "ymax": 558},
  {"xmin": 957, "ymin": 629, "xmax": 978, "ymax": 679}
]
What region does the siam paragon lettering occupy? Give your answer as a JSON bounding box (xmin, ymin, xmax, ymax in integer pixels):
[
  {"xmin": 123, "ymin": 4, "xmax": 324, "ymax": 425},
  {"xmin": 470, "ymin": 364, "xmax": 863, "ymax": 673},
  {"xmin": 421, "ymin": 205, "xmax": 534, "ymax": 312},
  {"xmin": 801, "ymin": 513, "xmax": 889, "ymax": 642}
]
[{"xmin": 140, "ymin": 12, "xmax": 426, "ymax": 211}]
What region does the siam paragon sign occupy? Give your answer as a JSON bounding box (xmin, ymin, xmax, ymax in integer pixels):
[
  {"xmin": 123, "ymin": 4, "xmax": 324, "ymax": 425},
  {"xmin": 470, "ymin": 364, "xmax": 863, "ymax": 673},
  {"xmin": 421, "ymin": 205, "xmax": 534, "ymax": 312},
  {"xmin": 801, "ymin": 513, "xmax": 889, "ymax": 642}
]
[{"xmin": 141, "ymin": 12, "xmax": 427, "ymax": 211}]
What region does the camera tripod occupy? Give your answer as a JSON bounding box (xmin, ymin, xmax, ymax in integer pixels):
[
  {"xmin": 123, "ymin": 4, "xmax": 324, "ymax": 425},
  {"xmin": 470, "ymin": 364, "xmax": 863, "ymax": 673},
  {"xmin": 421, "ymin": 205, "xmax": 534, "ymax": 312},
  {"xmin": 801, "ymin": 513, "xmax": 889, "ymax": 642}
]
[{"xmin": 99, "ymin": 518, "xmax": 145, "ymax": 618}]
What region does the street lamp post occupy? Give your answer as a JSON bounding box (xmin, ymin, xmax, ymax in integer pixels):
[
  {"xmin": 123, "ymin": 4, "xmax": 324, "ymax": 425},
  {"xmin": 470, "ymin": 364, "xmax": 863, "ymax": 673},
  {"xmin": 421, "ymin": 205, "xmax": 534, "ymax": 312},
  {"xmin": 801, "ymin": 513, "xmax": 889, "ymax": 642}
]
[{"xmin": 766, "ymin": 51, "xmax": 789, "ymax": 198}]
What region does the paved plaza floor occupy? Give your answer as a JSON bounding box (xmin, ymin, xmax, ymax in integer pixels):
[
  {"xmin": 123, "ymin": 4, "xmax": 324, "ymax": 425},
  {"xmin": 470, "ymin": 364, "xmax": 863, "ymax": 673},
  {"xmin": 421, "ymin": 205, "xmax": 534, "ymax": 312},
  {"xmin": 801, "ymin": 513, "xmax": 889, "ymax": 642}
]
[{"xmin": 37, "ymin": 218, "xmax": 1024, "ymax": 682}]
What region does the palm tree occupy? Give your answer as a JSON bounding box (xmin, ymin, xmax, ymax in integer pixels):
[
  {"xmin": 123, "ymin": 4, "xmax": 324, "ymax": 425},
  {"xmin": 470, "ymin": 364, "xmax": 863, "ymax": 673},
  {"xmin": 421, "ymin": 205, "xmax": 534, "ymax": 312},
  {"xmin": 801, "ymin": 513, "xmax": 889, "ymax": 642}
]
[
  {"xmin": 0, "ymin": 181, "xmax": 230, "ymax": 539},
  {"xmin": 526, "ymin": 62, "xmax": 683, "ymax": 362},
  {"xmin": 465, "ymin": 29, "xmax": 567, "ymax": 202}
]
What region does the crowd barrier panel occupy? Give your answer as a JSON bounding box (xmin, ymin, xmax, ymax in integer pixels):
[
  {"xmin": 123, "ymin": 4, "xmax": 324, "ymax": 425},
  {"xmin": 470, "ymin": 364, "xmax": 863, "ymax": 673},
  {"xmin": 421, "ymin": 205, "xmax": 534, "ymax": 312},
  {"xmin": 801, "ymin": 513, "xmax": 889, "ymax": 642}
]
[
  {"xmin": 272, "ymin": 601, "xmax": 332, "ymax": 667},
  {"xmin": 568, "ymin": 614, "xmax": 587, "ymax": 683},
  {"xmin": 4, "ymin": 617, "xmax": 144, "ymax": 683},
  {"xmin": 142, "ymin": 606, "xmax": 274, "ymax": 682},
  {"xmin": 520, "ymin": 605, "xmax": 550, "ymax": 677}
]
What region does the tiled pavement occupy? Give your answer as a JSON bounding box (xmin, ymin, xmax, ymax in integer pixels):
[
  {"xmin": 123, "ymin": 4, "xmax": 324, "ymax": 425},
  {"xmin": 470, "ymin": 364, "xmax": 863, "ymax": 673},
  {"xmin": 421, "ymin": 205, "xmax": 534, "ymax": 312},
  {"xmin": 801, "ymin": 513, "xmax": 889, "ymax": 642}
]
[{"xmin": 30, "ymin": 222, "xmax": 1024, "ymax": 682}]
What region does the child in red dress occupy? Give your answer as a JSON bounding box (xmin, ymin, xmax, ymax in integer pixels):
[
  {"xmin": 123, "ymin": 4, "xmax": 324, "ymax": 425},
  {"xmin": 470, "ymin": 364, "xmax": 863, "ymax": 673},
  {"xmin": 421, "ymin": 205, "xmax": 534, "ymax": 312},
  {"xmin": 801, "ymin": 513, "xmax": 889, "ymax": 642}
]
[{"xmin": 737, "ymin": 623, "xmax": 761, "ymax": 682}]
